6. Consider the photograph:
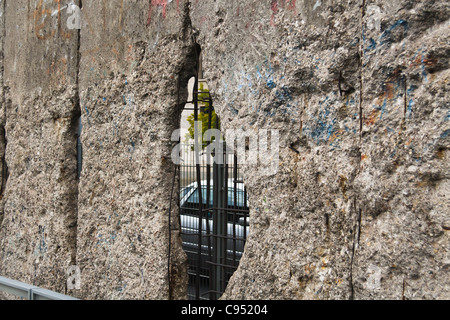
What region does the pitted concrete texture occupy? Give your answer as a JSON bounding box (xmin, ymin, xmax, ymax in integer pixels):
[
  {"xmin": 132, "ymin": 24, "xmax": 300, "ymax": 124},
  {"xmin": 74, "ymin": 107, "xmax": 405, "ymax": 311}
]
[
  {"xmin": 0, "ymin": 0, "xmax": 448, "ymax": 300},
  {"xmin": 75, "ymin": 0, "xmax": 194, "ymax": 300},
  {"xmin": 0, "ymin": 0, "xmax": 80, "ymax": 294},
  {"xmin": 192, "ymin": 0, "xmax": 449, "ymax": 300}
]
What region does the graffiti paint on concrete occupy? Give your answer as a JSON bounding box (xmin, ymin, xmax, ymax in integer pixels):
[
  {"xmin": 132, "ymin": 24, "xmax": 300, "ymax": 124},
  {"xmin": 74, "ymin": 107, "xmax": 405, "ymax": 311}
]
[
  {"xmin": 147, "ymin": 0, "xmax": 181, "ymax": 25},
  {"xmin": 32, "ymin": 0, "xmax": 77, "ymax": 40}
]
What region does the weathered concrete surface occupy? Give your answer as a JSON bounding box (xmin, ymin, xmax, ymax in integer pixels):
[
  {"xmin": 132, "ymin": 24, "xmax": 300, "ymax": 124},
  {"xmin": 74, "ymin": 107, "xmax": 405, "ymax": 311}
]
[
  {"xmin": 0, "ymin": 0, "xmax": 448, "ymax": 300},
  {"xmin": 0, "ymin": 0, "xmax": 80, "ymax": 293},
  {"xmin": 75, "ymin": 0, "xmax": 193, "ymax": 299},
  {"xmin": 189, "ymin": 0, "xmax": 449, "ymax": 299},
  {"xmin": 353, "ymin": 0, "xmax": 450, "ymax": 299},
  {"xmin": 190, "ymin": 0, "xmax": 362, "ymax": 300}
]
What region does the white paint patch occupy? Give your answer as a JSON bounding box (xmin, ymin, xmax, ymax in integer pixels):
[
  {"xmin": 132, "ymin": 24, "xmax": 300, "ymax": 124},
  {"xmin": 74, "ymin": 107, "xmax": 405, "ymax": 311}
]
[
  {"xmin": 313, "ymin": 0, "xmax": 321, "ymax": 11},
  {"xmin": 366, "ymin": 265, "xmax": 382, "ymax": 291},
  {"xmin": 366, "ymin": 5, "xmax": 382, "ymax": 31}
]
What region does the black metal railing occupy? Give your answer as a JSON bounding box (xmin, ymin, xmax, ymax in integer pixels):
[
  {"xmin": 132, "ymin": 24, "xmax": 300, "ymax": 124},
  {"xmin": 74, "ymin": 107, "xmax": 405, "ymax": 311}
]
[{"xmin": 180, "ymin": 141, "xmax": 249, "ymax": 300}]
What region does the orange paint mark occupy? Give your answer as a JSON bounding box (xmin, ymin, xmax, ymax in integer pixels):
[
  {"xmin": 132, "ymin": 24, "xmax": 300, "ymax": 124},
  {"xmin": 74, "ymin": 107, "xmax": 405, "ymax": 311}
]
[
  {"xmin": 385, "ymin": 83, "xmax": 395, "ymax": 100},
  {"xmin": 328, "ymin": 129, "xmax": 344, "ymax": 143},
  {"xmin": 436, "ymin": 148, "xmax": 445, "ymax": 160},
  {"xmin": 33, "ymin": 0, "xmax": 73, "ymax": 40},
  {"xmin": 34, "ymin": 0, "xmax": 56, "ymax": 40},
  {"xmin": 405, "ymin": 138, "xmax": 413, "ymax": 146},
  {"xmin": 48, "ymin": 58, "xmax": 68, "ymax": 88},
  {"xmin": 365, "ymin": 109, "xmax": 381, "ymax": 126}
]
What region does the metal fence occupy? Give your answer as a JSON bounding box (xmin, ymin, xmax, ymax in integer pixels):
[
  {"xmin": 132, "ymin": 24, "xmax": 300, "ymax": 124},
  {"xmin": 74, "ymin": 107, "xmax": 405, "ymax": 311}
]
[
  {"xmin": 180, "ymin": 145, "xmax": 250, "ymax": 300},
  {"xmin": 177, "ymin": 40, "xmax": 250, "ymax": 300},
  {"xmin": 0, "ymin": 276, "xmax": 79, "ymax": 300}
]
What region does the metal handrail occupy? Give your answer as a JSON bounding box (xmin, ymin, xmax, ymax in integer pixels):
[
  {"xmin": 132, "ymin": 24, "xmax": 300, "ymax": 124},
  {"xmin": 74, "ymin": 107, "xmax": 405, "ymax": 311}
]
[{"xmin": 0, "ymin": 276, "xmax": 79, "ymax": 300}]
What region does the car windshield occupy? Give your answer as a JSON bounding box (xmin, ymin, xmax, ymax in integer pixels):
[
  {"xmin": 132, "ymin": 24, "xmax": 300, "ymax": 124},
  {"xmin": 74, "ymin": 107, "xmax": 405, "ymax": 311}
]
[{"xmin": 185, "ymin": 186, "xmax": 247, "ymax": 207}]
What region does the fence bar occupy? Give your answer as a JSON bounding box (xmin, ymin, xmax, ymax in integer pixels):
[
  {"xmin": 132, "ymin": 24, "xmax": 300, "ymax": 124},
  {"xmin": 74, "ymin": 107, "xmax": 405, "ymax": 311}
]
[{"xmin": 0, "ymin": 276, "xmax": 78, "ymax": 300}]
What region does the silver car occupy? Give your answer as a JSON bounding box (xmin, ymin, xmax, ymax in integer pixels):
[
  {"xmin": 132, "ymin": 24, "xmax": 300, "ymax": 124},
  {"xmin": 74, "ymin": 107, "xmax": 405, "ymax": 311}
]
[{"xmin": 180, "ymin": 179, "xmax": 249, "ymax": 296}]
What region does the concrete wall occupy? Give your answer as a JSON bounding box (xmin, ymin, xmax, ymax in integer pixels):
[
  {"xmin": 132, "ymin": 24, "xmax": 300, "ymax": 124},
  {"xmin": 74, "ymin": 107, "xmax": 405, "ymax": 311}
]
[
  {"xmin": 190, "ymin": 0, "xmax": 449, "ymax": 300},
  {"xmin": 0, "ymin": 0, "xmax": 80, "ymax": 294},
  {"xmin": 75, "ymin": 0, "xmax": 194, "ymax": 300},
  {"xmin": 0, "ymin": 0, "xmax": 448, "ymax": 300}
]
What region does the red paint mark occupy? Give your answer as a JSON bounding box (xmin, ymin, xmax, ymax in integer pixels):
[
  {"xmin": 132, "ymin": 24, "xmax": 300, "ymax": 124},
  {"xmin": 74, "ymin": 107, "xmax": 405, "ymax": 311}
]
[
  {"xmin": 286, "ymin": 0, "xmax": 297, "ymax": 14},
  {"xmin": 147, "ymin": 0, "xmax": 169, "ymax": 26},
  {"xmin": 199, "ymin": 16, "xmax": 208, "ymax": 26},
  {"xmin": 270, "ymin": 0, "xmax": 297, "ymax": 26},
  {"xmin": 270, "ymin": 0, "xmax": 278, "ymax": 26}
]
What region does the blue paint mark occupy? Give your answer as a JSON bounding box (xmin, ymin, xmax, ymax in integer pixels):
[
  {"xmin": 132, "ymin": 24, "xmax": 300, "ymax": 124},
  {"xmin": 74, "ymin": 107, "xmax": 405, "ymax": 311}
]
[
  {"xmin": 38, "ymin": 226, "xmax": 48, "ymax": 254},
  {"xmin": 265, "ymin": 61, "xmax": 278, "ymax": 88},
  {"xmin": 406, "ymin": 85, "xmax": 417, "ymax": 117},
  {"xmin": 96, "ymin": 231, "xmax": 117, "ymax": 246},
  {"xmin": 366, "ymin": 38, "xmax": 376, "ymax": 52},
  {"xmin": 245, "ymin": 72, "xmax": 252, "ymax": 88},
  {"xmin": 255, "ymin": 65, "xmax": 262, "ymax": 81},
  {"xmin": 407, "ymin": 99, "xmax": 414, "ymax": 117},
  {"xmin": 326, "ymin": 118, "xmax": 337, "ymax": 141},
  {"xmin": 267, "ymin": 79, "xmax": 277, "ymax": 89},
  {"xmin": 380, "ymin": 99, "xmax": 387, "ymax": 120},
  {"xmin": 304, "ymin": 105, "xmax": 338, "ymax": 145},
  {"xmin": 362, "ymin": 24, "xmax": 366, "ymax": 44},
  {"xmin": 349, "ymin": 37, "xmax": 359, "ymax": 47},
  {"xmin": 275, "ymin": 86, "xmax": 292, "ymax": 102},
  {"xmin": 84, "ymin": 105, "xmax": 91, "ymax": 126},
  {"xmin": 229, "ymin": 103, "xmax": 239, "ymax": 115},
  {"xmin": 96, "ymin": 234, "xmax": 103, "ymax": 246},
  {"xmin": 441, "ymin": 129, "xmax": 450, "ymax": 139},
  {"xmin": 446, "ymin": 111, "xmax": 450, "ymax": 121},
  {"xmin": 380, "ymin": 20, "xmax": 408, "ymax": 46},
  {"xmin": 128, "ymin": 140, "xmax": 135, "ymax": 156},
  {"xmin": 389, "ymin": 145, "xmax": 398, "ymax": 159},
  {"xmin": 345, "ymin": 96, "xmax": 356, "ymax": 106}
]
